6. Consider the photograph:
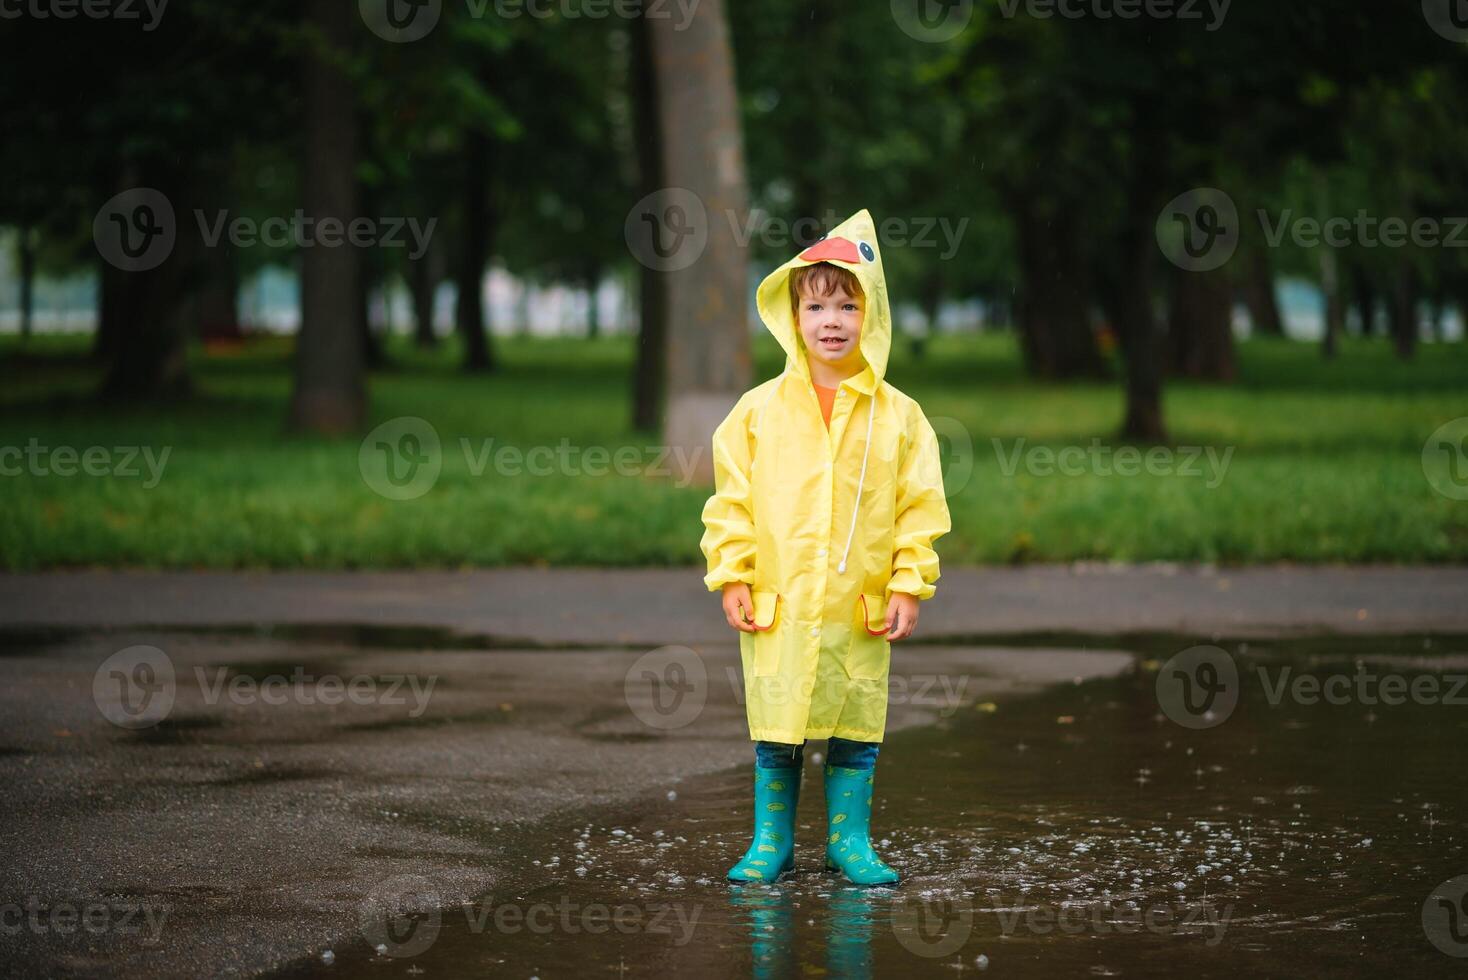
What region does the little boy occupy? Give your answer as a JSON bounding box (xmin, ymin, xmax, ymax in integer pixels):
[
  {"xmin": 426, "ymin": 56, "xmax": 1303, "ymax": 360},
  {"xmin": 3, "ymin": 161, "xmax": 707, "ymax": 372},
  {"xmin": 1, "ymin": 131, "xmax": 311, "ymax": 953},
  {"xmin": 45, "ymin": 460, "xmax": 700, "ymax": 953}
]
[{"xmin": 699, "ymin": 209, "xmax": 951, "ymax": 886}]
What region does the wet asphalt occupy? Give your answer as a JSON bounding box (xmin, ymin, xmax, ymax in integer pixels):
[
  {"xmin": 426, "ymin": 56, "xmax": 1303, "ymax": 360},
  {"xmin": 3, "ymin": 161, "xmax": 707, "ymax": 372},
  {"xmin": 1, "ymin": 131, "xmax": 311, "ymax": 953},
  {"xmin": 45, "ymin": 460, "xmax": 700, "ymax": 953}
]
[{"xmin": 0, "ymin": 565, "xmax": 1464, "ymax": 977}]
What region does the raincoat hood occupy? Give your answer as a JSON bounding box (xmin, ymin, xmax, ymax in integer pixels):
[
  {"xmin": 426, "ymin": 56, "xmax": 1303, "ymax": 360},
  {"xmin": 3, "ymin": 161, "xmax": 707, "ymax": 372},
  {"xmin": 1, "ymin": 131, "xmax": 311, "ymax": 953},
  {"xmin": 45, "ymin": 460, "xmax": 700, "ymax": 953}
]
[{"xmin": 755, "ymin": 208, "xmax": 891, "ymax": 391}]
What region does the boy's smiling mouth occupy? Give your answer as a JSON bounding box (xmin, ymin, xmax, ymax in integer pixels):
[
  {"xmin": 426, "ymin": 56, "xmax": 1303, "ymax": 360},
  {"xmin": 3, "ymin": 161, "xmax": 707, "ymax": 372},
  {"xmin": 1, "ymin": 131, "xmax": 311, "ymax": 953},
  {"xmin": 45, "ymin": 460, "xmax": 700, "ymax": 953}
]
[{"xmin": 819, "ymin": 336, "xmax": 849, "ymax": 350}]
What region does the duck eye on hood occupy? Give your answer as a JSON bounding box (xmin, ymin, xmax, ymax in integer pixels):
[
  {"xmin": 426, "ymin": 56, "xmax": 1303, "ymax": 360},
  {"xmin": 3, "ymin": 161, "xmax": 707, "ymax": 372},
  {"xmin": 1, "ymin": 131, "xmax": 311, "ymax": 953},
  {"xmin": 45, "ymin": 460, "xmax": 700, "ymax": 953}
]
[{"xmin": 858, "ymin": 241, "xmax": 876, "ymax": 262}]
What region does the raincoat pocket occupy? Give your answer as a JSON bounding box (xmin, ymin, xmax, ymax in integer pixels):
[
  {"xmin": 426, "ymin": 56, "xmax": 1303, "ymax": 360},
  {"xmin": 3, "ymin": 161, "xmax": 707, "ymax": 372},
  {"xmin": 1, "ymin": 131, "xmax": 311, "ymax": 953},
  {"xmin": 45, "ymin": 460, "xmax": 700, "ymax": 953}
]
[
  {"xmin": 848, "ymin": 594, "xmax": 891, "ymax": 681},
  {"xmin": 750, "ymin": 591, "xmax": 782, "ymax": 676}
]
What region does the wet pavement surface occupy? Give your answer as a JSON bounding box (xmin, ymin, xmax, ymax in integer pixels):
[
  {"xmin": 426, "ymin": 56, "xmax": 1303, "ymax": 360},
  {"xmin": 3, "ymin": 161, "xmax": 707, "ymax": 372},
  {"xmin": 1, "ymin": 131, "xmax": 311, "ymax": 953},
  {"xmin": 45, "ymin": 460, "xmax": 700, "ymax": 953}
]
[
  {"xmin": 273, "ymin": 635, "xmax": 1468, "ymax": 979},
  {"xmin": 0, "ymin": 624, "xmax": 1131, "ymax": 977}
]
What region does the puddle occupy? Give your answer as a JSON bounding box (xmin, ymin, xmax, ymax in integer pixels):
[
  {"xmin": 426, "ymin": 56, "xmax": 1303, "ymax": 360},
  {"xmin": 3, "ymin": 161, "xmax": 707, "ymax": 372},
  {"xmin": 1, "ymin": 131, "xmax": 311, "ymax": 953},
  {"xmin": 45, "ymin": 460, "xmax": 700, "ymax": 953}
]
[{"xmin": 270, "ymin": 637, "xmax": 1468, "ymax": 979}]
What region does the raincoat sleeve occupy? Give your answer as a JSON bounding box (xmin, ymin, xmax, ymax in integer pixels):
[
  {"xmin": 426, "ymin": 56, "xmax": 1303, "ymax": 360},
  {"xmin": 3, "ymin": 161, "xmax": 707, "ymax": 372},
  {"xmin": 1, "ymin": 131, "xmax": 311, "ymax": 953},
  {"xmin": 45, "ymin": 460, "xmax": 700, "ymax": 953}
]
[
  {"xmin": 887, "ymin": 409, "xmax": 951, "ymax": 601},
  {"xmin": 700, "ymin": 397, "xmax": 758, "ymax": 592}
]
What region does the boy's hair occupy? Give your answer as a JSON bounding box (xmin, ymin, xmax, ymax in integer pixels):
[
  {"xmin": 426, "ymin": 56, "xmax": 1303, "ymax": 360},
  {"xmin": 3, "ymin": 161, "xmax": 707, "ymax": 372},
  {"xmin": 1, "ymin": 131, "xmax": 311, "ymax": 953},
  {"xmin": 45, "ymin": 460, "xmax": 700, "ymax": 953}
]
[{"xmin": 790, "ymin": 261, "xmax": 864, "ymax": 318}]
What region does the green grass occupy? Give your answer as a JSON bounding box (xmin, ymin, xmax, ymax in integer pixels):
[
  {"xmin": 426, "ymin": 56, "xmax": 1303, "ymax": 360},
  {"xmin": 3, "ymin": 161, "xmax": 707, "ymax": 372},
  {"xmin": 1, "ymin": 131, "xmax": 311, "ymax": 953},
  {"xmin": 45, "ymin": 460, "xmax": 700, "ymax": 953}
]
[{"xmin": 1, "ymin": 331, "xmax": 1466, "ymax": 569}]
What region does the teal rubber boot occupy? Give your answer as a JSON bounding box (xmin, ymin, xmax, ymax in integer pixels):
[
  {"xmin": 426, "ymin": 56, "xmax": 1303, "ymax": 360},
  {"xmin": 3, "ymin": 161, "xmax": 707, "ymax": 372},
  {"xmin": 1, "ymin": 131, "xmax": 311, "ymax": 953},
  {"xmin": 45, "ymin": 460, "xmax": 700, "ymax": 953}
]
[
  {"xmin": 728, "ymin": 765, "xmax": 801, "ymax": 883},
  {"xmin": 823, "ymin": 764, "xmax": 899, "ymax": 886}
]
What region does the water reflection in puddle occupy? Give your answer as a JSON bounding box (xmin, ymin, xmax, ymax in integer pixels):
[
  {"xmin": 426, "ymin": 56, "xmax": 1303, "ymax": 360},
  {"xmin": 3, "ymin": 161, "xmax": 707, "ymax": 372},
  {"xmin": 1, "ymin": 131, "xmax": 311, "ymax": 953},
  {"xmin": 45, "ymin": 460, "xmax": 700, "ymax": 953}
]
[{"xmin": 280, "ymin": 641, "xmax": 1468, "ymax": 978}]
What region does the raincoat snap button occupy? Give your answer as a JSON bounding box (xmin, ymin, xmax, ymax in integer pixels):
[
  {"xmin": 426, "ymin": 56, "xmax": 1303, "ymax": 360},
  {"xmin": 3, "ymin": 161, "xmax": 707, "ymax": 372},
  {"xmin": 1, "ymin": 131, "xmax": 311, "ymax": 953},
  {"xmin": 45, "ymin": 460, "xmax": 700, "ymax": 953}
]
[{"xmin": 809, "ymin": 626, "xmax": 820, "ymax": 637}]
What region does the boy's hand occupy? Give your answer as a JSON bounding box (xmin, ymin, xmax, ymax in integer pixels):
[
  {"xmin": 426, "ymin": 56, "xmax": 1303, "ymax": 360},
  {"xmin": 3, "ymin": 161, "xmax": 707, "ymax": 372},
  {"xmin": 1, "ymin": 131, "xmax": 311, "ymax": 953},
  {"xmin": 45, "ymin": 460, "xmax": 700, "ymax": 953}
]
[
  {"xmin": 722, "ymin": 582, "xmax": 758, "ymax": 633},
  {"xmin": 885, "ymin": 592, "xmax": 920, "ymax": 641}
]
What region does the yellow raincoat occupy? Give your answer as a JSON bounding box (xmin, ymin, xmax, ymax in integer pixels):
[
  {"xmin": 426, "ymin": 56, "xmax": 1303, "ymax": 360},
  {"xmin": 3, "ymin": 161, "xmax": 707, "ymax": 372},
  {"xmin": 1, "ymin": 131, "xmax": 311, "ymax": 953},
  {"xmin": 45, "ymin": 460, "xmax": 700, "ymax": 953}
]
[{"xmin": 700, "ymin": 209, "xmax": 952, "ymax": 745}]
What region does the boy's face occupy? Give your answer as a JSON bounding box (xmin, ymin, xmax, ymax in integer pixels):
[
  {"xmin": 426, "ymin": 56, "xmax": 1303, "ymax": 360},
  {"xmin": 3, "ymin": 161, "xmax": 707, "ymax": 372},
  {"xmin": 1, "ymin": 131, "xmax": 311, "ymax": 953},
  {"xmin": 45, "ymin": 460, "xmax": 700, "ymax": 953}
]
[{"xmin": 796, "ymin": 280, "xmax": 865, "ymax": 374}]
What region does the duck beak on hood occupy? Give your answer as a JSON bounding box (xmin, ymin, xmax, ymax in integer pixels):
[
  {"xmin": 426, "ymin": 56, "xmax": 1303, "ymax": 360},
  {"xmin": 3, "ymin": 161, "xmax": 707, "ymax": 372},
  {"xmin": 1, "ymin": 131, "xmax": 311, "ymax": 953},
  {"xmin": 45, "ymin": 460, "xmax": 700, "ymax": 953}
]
[{"xmin": 754, "ymin": 208, "xmax": 891, "ymax": 388}]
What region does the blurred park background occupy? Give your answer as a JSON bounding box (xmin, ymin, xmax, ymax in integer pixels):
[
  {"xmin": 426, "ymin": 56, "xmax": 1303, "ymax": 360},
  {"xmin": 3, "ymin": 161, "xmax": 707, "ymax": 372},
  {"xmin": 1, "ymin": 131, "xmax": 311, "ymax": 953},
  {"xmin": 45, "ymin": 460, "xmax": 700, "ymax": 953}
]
[{"xmin": 1, "ymin": 0, "xmax": 1466, "ymax": 569}]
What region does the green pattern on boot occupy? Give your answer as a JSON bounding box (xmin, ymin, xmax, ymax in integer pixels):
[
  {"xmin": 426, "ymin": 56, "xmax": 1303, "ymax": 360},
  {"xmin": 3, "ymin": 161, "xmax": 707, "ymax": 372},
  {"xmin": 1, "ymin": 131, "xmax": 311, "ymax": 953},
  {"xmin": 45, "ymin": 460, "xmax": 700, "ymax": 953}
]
[
  {"xmin": 823, "ymin": 764, "xmax": 899, "ymax": 886},
  {"xmin": 728, "ymin": 765, "xmax": 802, "ymax": 883}
]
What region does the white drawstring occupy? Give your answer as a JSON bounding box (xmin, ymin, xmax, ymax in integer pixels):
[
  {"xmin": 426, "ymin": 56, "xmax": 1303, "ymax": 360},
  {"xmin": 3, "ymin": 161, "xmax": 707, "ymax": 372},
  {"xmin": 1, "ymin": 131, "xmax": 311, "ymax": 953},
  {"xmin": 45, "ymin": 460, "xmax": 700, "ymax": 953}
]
[{"xmin": 837, "ymin": 391, "xmax": 876, "ymax": 575}]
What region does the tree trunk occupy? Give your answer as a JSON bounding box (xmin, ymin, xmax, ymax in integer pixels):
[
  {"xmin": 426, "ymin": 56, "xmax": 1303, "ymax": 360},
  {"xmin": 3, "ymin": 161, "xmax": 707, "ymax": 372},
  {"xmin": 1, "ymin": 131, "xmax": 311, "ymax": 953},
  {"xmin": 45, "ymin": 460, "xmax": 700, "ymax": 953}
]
[
  {"xmin": 1168, "ymin": 267, "xmax": 1236, "ymax": 381},
  {"xmin": 1320, "ymin": 251, "xmax": 1342, "ymax": 360},
  {"xmin": 358, "ymin": 180, "xmax": 386, "ymax": 369},
  {"xmin": 1387, "ymin": 264, "xmax": 1418, "ymax": 359},
  {"xmin": 1239, "ymin": 246, "xmax": 1283, "ymax": 337},
  {"xmin": 95, "ymin": 256, "xmax": 125, "ymax": 363},
  {"xmin": 409, "ymin": 244, "xmax": 440, "ymax": 348},
  {"xmin": 646, "ymin": 0, "xmax": 751, "ymax": 485},
  {"xmin": 195, "ymin": 239, "xmax": 240, "ymax": 341},
  {"xmin": 98, "ymin": 260, "xmax": 192, "ymax": 400},
  {"xmin": 287, "ymin": 0, "xmax": 366, "ymax": 433},
  {"xmin": 358, "ymin": 252, "xmax": 386, "ymax": 369},
  {"xmin": 1427, "ymin": 288, "xmax": 1447, "ymax": 342},
  {"xmin": 98, "ymin": 169, "xmax": 193, "ymax": 400},
  {"xmin": 585, "ymin": 265, "xmax": 602, "ymax": 340},
  {"xmin": 630, "ymin": 9, "xmax": 666, "ymax": 433},
  {"xmin": 1108, "ymin": 135, "xmax": 1167, "ymax": 443},
  {"xmin": 1455, "ymin": 284, "xmax": 1468, "ymax": 344},
  {"xmin": 18, "ymin": 225, "xmax": 35, "ymax": 341},
  {"xmin": 456, "ymin": 131, "xmax": 496, "ymax": 373},
  {"xmin": 1011, "ymin": 193, "xmax": 1103, "ymax": 379},
  {"xmin": 1351, "ymin": 264, "xmax": 1377, "ymax": 337},
  {"xmin": 911, "ymin": 267, "xmax": 942, "ymax": 359}
]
